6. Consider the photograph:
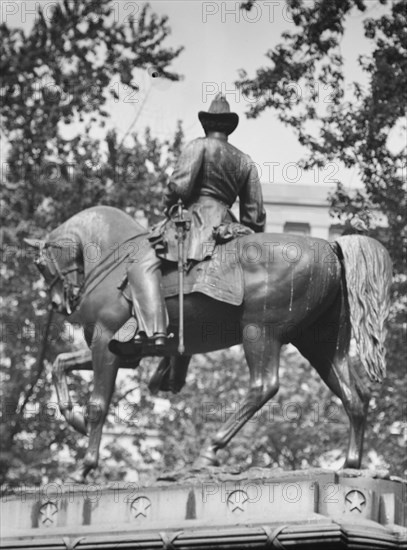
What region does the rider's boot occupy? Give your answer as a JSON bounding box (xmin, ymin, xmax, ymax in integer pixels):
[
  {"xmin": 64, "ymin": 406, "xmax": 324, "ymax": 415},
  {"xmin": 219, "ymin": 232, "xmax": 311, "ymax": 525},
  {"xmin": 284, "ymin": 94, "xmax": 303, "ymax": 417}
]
[
  {"xmin": 109, "ymin": 245, "xmax": 169, "ymax": 356},
  {"xmin": 129, "ymin": 245, "xmax": 169, "ymax": 351}
]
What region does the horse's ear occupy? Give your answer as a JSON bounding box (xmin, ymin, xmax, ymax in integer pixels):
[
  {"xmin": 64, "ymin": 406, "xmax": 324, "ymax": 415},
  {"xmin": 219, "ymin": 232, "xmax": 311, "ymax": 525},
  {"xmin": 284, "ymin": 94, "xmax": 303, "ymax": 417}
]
[{"xmin": 24, "ymin": 238, "xmax": 45, "ymax": 249}]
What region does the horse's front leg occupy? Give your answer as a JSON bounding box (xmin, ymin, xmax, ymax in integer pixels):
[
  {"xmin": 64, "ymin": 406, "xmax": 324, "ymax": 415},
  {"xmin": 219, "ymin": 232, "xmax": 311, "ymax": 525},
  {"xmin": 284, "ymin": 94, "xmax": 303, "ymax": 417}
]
[
  {"xmin": 70, "ymin": 328, "xmax": 119, "ymax": 483},
  {"xmin": 195, "ymin": 330, "xmax": 281, "ymax": 468},
  {"xmin": 53, "ymin": 349, "xmax": 93, "ymax": 435}
]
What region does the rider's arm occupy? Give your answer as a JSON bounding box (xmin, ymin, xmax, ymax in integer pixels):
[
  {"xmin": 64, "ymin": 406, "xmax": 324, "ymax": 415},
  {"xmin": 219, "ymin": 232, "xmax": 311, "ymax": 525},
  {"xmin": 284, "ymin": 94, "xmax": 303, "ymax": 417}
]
[
  {"xmin": 239, "ymin": 159, "xmax": 266, "ymax": 233},
  {"xmin": 164, "ymin": 139, "xmax": 205, "ymax": 209}
]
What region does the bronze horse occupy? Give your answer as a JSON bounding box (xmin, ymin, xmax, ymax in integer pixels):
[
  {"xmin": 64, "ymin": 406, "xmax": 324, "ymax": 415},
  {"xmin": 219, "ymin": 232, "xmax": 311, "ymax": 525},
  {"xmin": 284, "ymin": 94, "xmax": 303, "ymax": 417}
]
[{"xmin": 26, "ymin": 206, "xmax": 392, "ymax": 481}]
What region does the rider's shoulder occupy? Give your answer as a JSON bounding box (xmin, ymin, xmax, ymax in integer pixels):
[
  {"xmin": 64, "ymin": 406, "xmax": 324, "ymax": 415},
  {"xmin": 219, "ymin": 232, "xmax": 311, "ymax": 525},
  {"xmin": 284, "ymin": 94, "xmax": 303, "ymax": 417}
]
[
  {"xmin": 233, "ymin": 147, "xmax": 255, "ymax": 168},
  {"xmin": 225, "ymin": 141, "xmax": 251, "ymax": 160},
  {"xmin": 182, "ymin": 137, "xmax": 206, "ymax": 151}
]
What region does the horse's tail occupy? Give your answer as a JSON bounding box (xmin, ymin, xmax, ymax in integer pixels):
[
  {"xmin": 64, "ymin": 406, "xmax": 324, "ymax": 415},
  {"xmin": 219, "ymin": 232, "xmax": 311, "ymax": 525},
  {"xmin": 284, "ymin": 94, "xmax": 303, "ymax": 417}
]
[{"xmin": 335, "ymin": 235, "xmax": 392, "ymax": 382}]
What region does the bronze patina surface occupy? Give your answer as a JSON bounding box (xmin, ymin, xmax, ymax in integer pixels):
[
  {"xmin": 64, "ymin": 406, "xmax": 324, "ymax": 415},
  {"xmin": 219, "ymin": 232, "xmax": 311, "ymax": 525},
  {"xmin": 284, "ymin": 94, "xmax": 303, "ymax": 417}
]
[{"xmin": 25, "ymin": 205, "xmax": 392, "ymax": 483}]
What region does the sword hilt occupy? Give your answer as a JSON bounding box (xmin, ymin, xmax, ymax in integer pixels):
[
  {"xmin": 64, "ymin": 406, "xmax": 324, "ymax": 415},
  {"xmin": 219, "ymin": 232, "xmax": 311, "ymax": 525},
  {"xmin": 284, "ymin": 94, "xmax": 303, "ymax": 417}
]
[{"xmin": 174, "ymin": 199, "xmax": 190, "ymax": 236}]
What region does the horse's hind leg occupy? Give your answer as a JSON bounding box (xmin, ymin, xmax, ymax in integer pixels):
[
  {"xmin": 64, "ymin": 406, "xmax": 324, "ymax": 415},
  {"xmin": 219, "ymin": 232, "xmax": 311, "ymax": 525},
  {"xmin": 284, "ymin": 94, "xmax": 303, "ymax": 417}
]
[
  {"xmin": 320, "ymin": 357, "xmax": 370, "ymax": 468},
  {"xmin": 345, "ymin": 363, "xmax": 371, "ymax": 468},
  {"xmin": 52, "ymin": 349, "xmax": 93, "ymax": 435},
  {"xmin": 297, "ymin": 323, "xmax": 371, "ymax": 469},
  {"xmin": 70, "ymin": 328, "xmax": 119, "ymax": 482},
  {"xmin": 197, "ymin": 330, "xmax": 281, "ymax": 467},
  {"xmin": 322, "ymin": 355, "xmax": 370, "ymax": 469}
]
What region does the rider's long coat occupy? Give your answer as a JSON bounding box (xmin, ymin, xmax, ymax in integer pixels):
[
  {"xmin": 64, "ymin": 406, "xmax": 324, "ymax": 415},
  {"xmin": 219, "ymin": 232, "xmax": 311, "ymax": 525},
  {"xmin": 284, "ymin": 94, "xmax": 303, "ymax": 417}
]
[{"xmin": 150, "ymin": 135, "xmax": 266, "ymax": 262}]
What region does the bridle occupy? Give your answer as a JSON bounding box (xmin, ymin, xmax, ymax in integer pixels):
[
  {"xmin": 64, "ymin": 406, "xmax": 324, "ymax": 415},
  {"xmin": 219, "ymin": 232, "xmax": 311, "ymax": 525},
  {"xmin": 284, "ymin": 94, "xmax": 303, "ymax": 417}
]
[{"xmin": 35, "ymin": 242, "xmax": 84, "ymax": 315}]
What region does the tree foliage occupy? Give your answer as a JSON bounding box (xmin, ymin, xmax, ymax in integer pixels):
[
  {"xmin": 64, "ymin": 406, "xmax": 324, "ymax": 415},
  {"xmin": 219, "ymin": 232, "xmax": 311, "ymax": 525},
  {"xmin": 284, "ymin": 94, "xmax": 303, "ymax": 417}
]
[
  {"xmin": 108, "ymin": 345, "xmax": 406, "ymax": 482},
  {"xmin": 237, "ymin": 0, "xmax": 406, "ymax": 475},
  {"xmin": 237, "ymin": 0, "xmax": 406, "ymax": 272},
  {"xmin": 0, "ymin": 1, "xmax": 182, "ymax": 133},
  {"xmin": 0, "ymin": 0, "xmax": 183, "ymax": 485},
  {"xmin": 1, "ymin": 0, "xmax": 405, "ymax": 486},
  {"xmin": 152, "ymin": 348, "xmax": 348, "ymax": 475},
  {"xmin": 0, "ymin": 124, "xmax": 185, "ymax": 486}
]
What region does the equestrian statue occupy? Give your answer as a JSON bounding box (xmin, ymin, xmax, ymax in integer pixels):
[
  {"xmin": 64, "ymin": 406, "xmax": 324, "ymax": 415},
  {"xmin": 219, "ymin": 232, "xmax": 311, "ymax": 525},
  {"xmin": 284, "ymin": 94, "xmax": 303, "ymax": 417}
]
[{"xmin": 25, "ymin": 95, "xmax": 392, "ymax": 482}]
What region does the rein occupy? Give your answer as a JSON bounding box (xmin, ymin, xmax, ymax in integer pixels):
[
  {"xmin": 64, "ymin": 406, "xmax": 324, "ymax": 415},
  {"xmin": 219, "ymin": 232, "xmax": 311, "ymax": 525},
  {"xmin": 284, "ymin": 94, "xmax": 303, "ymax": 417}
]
[{"xmin": 38, "ymin": 244, "xmax": 84, "ymax": 315}]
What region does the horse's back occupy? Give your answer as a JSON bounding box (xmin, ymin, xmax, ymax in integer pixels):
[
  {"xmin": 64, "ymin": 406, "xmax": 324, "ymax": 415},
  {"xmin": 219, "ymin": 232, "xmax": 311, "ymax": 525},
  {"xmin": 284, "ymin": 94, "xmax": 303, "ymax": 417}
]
[
  {"xmin": 236, "ymin": 232, "xmax": 342, "ymax": 331},
  {"xmin": 236, "ymin": 231, "xmax": 339, "ymax": 275}
]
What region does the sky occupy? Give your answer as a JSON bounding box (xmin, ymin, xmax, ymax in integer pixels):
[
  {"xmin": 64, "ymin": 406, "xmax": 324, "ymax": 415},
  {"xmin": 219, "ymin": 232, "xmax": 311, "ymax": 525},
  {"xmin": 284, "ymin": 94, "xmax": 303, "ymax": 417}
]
[{"xmin": 1, "ymin": 0, "xmax": 393, "ymax": 187}]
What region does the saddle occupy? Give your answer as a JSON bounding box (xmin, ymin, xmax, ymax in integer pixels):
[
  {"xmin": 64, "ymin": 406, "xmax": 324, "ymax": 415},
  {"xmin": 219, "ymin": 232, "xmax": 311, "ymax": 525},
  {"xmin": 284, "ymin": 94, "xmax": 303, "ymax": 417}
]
[
  {"xmin": 118, "ymin": 239, "xmax": 244, "ymax": 307},
  {"xmin": 161, "ymin": 241, "xmax": 243, "ymax": 306},
  {"xmin": 120, "ymin": 223, "xmax": 249, "ymax": 308},
  {"xmin": 109, "ymin": 224, "xmax": 248, "ymax": 368}
]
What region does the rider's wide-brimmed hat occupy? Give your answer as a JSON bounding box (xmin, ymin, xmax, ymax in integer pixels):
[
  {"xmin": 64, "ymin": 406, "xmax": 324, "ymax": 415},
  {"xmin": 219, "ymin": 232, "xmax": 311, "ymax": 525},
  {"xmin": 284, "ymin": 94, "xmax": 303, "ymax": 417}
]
[{"xmin": 198, "ymin": 94, "xmax": 239, "ymax": 135}]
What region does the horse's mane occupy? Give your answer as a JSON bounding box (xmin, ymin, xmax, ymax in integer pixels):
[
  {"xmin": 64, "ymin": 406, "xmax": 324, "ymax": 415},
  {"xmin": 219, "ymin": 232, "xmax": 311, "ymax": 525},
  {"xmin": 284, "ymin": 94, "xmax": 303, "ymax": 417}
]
[
  {"xmin": 44, "ymin": 206, "xmax": 147, "ymax": 272},
  {"xmin": 47, "ymin": 206, "xmax": 146, "ymax": 247}
]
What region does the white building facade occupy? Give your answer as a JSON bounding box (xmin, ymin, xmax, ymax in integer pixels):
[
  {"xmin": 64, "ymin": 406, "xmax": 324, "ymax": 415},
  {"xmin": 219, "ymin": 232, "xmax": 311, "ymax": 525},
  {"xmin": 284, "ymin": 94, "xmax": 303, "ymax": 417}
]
[{"xmin": 231, "ymin": 182, "xmax": 343, "ymax": 241}]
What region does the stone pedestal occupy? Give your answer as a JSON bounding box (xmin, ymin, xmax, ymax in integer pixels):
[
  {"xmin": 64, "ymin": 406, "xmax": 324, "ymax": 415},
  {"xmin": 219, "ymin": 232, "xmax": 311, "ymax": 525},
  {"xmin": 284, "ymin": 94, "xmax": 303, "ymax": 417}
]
[{"xmin": 1, "ymin": 469, "xmax": 406, "ymax": 549}]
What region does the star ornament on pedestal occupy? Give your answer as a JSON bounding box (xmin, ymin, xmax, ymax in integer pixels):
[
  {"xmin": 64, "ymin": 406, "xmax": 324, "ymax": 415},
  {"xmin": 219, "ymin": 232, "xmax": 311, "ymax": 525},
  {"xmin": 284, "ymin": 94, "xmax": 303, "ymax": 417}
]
[
  {"xmin": 130, "ymin": 496, "xmax": 152, "ymax": 519},
  {"xmin": 345, "ymin": 490, "xmax": 366, "ymax": 513},
  {"xmin": 227, "ymin": 490, "xmax": 249, "ymax": 513},
  {"xmin": 39, "ymin": 501, "xmax": 59, "ymax": 526}
]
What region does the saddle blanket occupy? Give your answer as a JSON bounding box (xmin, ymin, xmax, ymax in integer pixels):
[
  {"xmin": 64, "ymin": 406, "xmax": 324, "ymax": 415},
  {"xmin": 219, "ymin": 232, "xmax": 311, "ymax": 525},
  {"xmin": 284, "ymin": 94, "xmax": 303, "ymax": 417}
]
[{"xmin": 162, "ymin": 242, "xmax": 243, "ymax": 306}]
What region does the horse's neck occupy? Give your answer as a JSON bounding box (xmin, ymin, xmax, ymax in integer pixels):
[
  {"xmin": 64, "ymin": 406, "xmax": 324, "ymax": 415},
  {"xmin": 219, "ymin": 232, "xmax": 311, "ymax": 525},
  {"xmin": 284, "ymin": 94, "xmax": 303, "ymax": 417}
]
[
  {"xmin": 79, "ymin": 229, "xmax": 146, "ymax": 280},
  {"xmin": 53, "ymin": 207, "xmax": 146, "ymax": 275}
]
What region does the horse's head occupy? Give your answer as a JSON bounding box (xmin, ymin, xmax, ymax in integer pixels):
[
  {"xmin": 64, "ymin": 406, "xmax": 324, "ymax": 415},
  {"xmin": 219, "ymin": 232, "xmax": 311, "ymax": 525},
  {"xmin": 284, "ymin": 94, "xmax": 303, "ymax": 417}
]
[{"xmin": 24, "ymin": 237, "xmax": 83, "ymax": 316}]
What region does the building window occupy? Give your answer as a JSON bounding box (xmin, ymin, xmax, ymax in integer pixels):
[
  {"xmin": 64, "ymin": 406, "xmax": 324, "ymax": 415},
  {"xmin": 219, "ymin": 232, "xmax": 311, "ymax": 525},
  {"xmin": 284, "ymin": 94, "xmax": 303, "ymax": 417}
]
[
  {"xmin": 283, "ymin": 222, "xmax": 310, "ymax": 235},
  {"xmin": 329, "ymin": 224, "xmax": 344, "ymax": 241}
]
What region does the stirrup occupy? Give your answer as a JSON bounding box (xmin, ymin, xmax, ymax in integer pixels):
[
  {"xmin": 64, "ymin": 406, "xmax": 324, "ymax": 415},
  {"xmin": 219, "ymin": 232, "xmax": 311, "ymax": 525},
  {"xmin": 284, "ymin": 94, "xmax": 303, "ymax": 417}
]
[
  {"xmin": 139, "ymin": 332, "xmax": 168, "ymax": 351},
  {"xmin": 152, "ymin": 332, "xmax": 167, "ymax": 347}
]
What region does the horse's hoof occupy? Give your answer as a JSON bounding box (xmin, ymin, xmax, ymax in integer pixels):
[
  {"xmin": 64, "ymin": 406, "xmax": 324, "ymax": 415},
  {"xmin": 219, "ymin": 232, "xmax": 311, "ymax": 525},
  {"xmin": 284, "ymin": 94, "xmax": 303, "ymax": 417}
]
[
  {"xmin": 68, "ymin": 463, "xmax": 93, "ymax": 483},
  {"xmin": 193, "ymin": 448, "xmax": 219, "ymax": 469},
  {"xmin": 67, "ymin": 471, "xmax": 87, "ymax": 484},
  {"xmin": 342, "ymin": 457, "xmax": 361, "ymax": 470},
  {"xmin": 70, "ymin": 415, "xmax": 88, "ymax": 437}
]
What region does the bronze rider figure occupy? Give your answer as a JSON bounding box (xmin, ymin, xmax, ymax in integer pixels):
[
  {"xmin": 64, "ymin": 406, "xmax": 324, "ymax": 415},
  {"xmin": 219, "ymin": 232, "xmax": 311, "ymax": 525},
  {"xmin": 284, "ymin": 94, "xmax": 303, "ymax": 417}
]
[{"xmin": 111, "ymin": 94, "xmax": 266, "ymax": 359}]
